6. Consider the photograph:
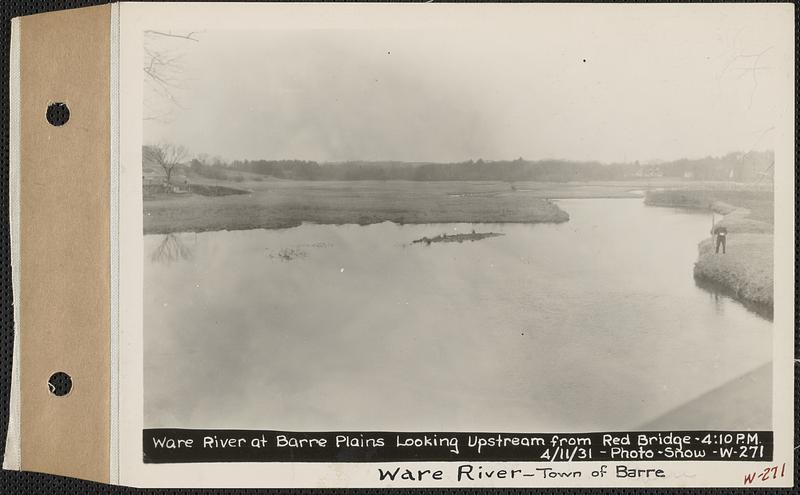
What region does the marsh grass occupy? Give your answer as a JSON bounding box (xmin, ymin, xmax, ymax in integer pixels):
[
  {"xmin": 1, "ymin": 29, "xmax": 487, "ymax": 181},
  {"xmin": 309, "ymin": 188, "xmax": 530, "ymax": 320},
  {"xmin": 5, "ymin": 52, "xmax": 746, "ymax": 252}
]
[
  {"xmin": 645, "ymin": 188, "xmax": 773, "ymax": 224},
  {"xmin": 694, "ymin": 234, "xmax": 773, "ymax": 310},
  {"xmin": 143, "ymin": 181, "xmax": 570, "ymax": 234}
]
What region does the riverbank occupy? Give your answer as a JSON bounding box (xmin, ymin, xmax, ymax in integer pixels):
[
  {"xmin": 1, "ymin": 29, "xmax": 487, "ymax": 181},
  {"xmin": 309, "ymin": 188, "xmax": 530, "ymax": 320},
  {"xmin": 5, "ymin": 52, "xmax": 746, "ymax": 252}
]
[
  {"xmin": 144, "ymin": 180, "xmax": 578, "ymax": 234},
  {"xmin": 645, "ymin": 188, "xmax": 773, "ymax": 315},
  {"xmin": 644, "ymin": 188, "xmax": 773, "ymax": 226}
]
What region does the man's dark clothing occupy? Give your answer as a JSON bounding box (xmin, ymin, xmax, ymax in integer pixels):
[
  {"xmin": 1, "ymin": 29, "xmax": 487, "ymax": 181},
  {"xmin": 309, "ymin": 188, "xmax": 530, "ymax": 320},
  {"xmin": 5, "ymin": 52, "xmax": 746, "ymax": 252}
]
[{"xmin": 712, "ymin": 226, "xmax": 728, "ymax": 254}]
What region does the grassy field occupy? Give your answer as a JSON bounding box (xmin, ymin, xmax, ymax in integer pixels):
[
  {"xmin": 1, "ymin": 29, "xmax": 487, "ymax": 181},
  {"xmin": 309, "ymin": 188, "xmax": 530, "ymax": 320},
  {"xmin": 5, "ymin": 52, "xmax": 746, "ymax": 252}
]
[
  {"xmin": 645, "ymin": 187, "xmax": 774, "ymax": 315},
  {"xmin": 143, "ymin": 177, "xmax": 720, "ymax": 235},
  {"xmin": 143, "ymin": 180, "xmax": 576, "ymax": 234}
]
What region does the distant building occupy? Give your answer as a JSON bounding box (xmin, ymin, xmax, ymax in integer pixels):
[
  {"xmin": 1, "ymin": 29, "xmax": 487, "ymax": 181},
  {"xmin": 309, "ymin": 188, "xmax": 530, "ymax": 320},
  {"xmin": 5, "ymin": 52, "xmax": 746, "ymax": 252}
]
[
  {"xmin": 142, "ymin": 165, "xmax": 189, "ymax": 193},
  {"xmin": 142, "ymin": 167, "xmax": 164, "ymax": 186}
]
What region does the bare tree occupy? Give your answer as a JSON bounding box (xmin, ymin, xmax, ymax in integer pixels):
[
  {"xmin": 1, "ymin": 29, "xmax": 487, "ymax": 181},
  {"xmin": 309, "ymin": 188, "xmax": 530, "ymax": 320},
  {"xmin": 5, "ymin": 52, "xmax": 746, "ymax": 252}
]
[
  {"xmin": 144, "ymin": 143, "xmax": 188, "ymax": 185},
  {"xmin": 143, "ymin": 30, "xmax": 199, "ymax": 121}
]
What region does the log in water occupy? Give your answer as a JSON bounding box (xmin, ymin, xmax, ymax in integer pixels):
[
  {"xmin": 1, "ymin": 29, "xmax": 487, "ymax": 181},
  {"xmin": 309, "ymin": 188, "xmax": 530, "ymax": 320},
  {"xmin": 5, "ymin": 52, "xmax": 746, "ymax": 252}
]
[{"xmin": 412, "ymin": 232, "xmax": 505, "ymax": 245}]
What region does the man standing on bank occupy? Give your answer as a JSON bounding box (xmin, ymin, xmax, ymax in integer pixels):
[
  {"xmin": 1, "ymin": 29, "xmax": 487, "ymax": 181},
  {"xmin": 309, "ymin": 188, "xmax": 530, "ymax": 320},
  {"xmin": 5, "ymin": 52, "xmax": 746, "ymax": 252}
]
[{"xmin": 712, "ymin": 224, "xmax": 728, "ymax": 254}]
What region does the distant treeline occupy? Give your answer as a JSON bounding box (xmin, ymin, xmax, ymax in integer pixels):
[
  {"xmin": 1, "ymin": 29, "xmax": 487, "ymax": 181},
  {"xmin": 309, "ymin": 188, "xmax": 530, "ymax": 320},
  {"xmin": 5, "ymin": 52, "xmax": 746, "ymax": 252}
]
[{"xmin": 182, "ymin": 150, "xmax": 773, "ymax": 182}]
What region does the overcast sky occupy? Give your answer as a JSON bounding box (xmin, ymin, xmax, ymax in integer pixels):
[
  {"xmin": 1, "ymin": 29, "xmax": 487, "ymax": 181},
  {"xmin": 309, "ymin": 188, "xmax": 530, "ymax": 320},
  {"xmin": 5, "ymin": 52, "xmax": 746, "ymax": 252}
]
[{"xmin": 143, "ymin": 10, "xmax": 787, "ymax": 163}]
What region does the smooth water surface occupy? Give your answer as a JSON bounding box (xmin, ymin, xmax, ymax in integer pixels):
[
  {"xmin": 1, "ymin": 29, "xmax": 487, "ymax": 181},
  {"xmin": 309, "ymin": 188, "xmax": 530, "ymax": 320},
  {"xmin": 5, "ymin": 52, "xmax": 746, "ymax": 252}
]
[{"xmin": 144, "ymin": 198, "xmax": 771, "ymax": 431}]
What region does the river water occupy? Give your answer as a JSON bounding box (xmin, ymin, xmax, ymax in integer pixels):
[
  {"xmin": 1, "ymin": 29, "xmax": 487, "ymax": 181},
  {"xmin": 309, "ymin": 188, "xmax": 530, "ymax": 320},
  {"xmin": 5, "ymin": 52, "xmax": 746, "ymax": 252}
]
[{"xmin": 144, "ymin": 198, "xmax": 772, "ymax": 431}]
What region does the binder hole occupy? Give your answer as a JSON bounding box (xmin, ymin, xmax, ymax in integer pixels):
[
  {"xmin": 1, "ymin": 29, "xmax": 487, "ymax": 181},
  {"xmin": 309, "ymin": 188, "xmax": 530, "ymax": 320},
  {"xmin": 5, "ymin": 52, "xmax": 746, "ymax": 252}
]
[
  {"xmin": 46, "ymin": 102, "xmax": 70, "ymax": 126},
  {"xmin": 47, "ymin": 372, "xmax": 72, "ymax": 397}
]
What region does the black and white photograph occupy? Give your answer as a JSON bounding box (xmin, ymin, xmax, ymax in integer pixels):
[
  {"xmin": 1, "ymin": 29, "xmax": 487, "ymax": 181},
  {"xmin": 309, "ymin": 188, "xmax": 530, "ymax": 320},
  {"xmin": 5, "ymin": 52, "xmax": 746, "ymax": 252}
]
[
  {"xmin": 2, "ymin": 1, "xmax": 794, "ymax": 490},
  {"xmin": 140, "ymin": 8, "xmax": 780, "ymax": 437}
]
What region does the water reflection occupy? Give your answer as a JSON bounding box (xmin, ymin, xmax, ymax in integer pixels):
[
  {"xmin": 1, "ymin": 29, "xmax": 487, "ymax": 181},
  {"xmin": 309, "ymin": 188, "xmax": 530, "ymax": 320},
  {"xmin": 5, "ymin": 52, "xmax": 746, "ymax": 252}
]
[
  {"xmin": 150, "ymin": 233, "xmax": 193, "ymax": 264},
  {"xmin": 144, "ymin": 199, "xmax": 772, "ymax": 431},
  {"xmin": 693, "ymin": 275, "xmax": 773, "ymax": 320}
]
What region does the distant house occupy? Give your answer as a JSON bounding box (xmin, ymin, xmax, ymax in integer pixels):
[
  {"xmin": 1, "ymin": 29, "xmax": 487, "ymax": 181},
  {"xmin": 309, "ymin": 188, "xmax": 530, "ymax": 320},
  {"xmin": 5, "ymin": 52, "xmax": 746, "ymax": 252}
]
[
  {"xmin": 142, "ymin": 166, "xmax": 164, "ymax": 186},
  {"xmin": 143, "ymin": 163, "xmax": 189, "ymax": 194}
]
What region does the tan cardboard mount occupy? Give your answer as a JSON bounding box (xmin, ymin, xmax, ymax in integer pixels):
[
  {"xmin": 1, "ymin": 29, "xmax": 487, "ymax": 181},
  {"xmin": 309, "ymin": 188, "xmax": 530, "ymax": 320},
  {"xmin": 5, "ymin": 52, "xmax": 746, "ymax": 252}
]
[{"xmin": 16, "ymin": 4, "xmax": 111, "ymax": 483}]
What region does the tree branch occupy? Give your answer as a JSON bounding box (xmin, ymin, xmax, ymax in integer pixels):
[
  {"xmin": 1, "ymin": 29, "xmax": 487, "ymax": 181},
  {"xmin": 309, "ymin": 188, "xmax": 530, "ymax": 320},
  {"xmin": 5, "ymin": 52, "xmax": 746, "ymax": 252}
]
[{"xmin": 144, "ymin": 30, "xmax": 199, "ymax": 42}]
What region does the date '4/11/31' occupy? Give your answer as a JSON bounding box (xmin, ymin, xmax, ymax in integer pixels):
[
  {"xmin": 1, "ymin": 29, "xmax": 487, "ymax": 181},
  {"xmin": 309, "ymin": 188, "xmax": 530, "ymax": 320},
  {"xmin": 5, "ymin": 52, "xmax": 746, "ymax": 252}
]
[{"xmin": 540, "ymin": 445, "xmax": 767, "ymax": 461}]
